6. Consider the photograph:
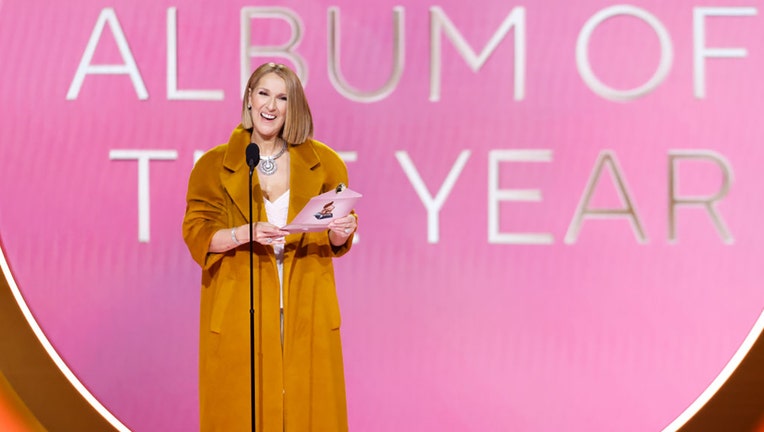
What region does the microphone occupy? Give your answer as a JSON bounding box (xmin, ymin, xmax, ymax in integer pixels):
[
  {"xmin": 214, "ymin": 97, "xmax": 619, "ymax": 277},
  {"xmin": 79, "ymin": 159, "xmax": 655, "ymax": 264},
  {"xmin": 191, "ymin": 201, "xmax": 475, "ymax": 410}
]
[{"xmin": 246, "ymin": 143, "xmax": 260, "ymax": 174}]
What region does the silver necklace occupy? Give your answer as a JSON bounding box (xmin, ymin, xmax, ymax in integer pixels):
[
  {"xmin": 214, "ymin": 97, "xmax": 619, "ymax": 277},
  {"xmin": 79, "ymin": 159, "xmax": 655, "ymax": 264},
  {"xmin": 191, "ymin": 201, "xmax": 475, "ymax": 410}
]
[{"xmin": 258, "ymin": 140, "xmax": 287, "ymax": 176}]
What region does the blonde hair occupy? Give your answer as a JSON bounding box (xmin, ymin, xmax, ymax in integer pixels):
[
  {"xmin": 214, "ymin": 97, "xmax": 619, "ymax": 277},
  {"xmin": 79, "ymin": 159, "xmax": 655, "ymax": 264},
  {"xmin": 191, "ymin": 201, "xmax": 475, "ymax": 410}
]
[{"xmin": 241, "ymin": 63, "xmax": 314, "ymax": 144}]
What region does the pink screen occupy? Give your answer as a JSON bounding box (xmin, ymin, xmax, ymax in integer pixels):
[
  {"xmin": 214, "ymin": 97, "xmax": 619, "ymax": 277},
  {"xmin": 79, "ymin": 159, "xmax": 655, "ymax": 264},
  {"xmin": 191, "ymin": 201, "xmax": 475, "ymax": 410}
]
[{"xmin": 1, "ymin": 1, "xmax": 763, "ymax": 431}]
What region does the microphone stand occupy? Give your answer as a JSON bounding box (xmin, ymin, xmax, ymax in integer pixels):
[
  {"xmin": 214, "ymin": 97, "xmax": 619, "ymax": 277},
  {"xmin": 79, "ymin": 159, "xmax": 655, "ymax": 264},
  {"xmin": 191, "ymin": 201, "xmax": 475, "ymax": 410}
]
[
  {"xmin": 247, "ymin": 146, "xmax": 259, "ymax": 432},
  {"xmin": 249, "ymin": 165, "xmax": 256, "ymax": 431}
]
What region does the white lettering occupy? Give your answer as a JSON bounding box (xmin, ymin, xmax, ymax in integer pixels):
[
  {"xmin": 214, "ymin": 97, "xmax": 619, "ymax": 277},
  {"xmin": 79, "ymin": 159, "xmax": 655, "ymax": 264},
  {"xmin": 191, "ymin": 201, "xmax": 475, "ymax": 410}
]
[
  {"xmin": 396, "ymin": 150, "xmax": 471, "ymax": 243},
  {"xmin": 488, "ymin": 150, "xmax": 553, "ymax": 244},
  {"xmin": 576, "ymin": 5, "xmax": 673, "ymax": 102},
  {"xmin": 110, "ymin": 150, "xmax": 179, "ymax": 242},
  {"xmin": 693, "ymin": 7, "xmax": 757, "ymax": 99},
  {"xmin": 67, "ymin": 8, "xmax": 148, "ymax": 100},
  {"xmin": 565, "ymin": 151, "xmax": 647, "ymax": 244},
  {"xmin": 167, "ymin": 8, "xmax": 224, "ymax": 101},
  {"xmin": 429, "ymin": 6, "xmax": 525, "ymax": 102},
  {"xmin": 240, "ymin": 7, "xmax": 308, "ymax": 93},
  {"xmin": 328, "ymin": 7, "xmax": 405, "ymax": 103},
  {"xmin": 668, "ymin": 150, "xmax": 734, "ymax": 244}
]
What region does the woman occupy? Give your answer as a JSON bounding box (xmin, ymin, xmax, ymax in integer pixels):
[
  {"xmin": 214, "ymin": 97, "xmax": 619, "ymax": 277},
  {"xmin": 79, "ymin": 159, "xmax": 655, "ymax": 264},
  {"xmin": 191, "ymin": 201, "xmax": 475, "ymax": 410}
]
[{"xmin": 182, "ymin": 62, "xmax": 357, "ymax": 431}]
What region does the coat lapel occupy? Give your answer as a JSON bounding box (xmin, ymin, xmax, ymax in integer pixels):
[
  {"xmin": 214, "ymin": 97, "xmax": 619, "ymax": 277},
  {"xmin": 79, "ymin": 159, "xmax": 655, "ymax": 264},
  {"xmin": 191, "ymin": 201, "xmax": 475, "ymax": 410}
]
[
  {"xmin": 287, "ymin": 140, "xmax": 323, "ymax": 224},
  {"xmin": 220, "ymin": 125, "xmax": 262, "ymax": 223}
]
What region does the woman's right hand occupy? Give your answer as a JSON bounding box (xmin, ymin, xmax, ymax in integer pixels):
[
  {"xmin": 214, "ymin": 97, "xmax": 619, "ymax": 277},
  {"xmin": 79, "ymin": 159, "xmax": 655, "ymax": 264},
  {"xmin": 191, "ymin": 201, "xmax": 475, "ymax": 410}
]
[{"xmin": 251, "ymin": 222, "xmax": 289, "ymax": 246}]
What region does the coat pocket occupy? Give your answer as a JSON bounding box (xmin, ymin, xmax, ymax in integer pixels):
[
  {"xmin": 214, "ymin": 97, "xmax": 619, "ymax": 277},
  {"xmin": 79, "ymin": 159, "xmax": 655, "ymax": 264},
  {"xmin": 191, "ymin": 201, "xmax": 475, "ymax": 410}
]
[
  {"xmin": 321, "ymin": 271, "xmax": 342, "ymax": 331},
  {"xmin": 295, "ymin": 269, "xmax": 342, "ymax": 330},
  {"xmin": 209, "ymin": 279, "xmax": 235, "ymax": 333}
]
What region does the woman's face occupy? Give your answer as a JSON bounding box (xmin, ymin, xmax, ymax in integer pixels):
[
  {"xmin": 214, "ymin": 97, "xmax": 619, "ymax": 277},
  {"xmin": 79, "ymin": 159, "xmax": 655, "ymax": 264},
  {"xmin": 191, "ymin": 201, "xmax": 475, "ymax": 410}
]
[{"xmin": 249, "ymin": 72, "xmax": 288, "ymax": 141}]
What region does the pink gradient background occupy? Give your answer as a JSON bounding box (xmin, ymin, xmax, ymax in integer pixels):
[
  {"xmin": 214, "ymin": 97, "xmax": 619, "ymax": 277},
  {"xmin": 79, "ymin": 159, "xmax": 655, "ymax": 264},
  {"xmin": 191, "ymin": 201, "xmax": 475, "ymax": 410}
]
[{"xmin": 2, "ymin": 0, "xmax": 764, "ymax": 430}]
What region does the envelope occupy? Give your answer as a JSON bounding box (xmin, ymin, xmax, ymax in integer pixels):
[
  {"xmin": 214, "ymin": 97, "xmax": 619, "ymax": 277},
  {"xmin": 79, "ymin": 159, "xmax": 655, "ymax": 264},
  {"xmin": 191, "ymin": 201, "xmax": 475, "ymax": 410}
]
[{"xmin": 282, "ymin": 186, "xmax": 362, "ymax": 233}]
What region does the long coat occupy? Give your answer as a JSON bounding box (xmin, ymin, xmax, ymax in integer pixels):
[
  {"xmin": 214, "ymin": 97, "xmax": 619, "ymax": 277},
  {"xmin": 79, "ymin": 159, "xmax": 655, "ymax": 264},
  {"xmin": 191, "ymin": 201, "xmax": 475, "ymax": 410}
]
[{"xmin": 182, "ymin": 125, "xmax": 354, "ymax": 432}]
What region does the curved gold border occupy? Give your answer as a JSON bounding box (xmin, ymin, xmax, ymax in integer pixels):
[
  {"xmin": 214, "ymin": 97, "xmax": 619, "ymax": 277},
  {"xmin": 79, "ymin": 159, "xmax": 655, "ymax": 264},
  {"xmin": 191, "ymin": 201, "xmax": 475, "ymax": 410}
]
[
  {"xmin": 664, "ymin": 309, "xmax": 764, "ymax": 431},
  {"xmin": 0, "ymin": 240, "xmax": 130, "ymax": 431}
]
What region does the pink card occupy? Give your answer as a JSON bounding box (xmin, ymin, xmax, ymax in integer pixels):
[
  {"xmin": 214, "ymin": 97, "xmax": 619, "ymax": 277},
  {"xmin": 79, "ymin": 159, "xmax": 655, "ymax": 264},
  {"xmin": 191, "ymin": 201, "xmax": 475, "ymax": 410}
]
[{"xmin": 282, "ymin": 186, "xmax": 362, "ymax": 233}]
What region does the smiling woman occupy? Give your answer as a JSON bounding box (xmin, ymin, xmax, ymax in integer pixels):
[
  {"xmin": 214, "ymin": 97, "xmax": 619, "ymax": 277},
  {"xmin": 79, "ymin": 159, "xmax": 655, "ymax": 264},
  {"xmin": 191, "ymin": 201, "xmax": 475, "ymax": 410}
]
[{"xmin": 183, "ymin": 62, "xmax": 358, "ymax": 432}]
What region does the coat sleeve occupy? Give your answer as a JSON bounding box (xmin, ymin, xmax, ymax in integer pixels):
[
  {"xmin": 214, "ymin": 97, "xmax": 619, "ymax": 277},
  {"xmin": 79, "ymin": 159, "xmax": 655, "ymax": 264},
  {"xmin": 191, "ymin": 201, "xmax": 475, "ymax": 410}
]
[
  {"xmin": 314, "ymin": 141, "xmax": 357, "ymax": 258},
  {"xmin": 182, "ymin": 148, "xmax": 229, "ymax": 270}
]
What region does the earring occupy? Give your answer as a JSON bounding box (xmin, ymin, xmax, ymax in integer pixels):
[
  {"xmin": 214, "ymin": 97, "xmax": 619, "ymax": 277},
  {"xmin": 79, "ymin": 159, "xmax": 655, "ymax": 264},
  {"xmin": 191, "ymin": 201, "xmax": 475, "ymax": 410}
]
[{"xmin": 247, "ymin": 104, "xmax": 252, "ymax": 110}]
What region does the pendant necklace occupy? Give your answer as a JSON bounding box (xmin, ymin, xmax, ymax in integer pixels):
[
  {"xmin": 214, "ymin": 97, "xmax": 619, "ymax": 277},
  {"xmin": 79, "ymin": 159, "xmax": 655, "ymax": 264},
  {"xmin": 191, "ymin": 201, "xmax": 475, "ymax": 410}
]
[{"xmin": 258, "ymin": 140, "xmax": 287, "ymax": 176}]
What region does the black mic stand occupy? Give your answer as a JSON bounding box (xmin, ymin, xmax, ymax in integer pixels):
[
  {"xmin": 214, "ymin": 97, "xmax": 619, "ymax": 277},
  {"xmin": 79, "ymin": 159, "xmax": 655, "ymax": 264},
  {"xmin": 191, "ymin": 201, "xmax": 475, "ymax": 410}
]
[{"xmin": 246, "ymin": 143, "xmax": 259, "ymax": 432}]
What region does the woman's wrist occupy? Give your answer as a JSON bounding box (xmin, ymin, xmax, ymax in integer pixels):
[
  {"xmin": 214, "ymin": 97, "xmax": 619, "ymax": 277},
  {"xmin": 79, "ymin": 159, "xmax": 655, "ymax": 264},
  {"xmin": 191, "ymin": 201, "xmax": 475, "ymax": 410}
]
[
  {"xmin": 231, "ymin": 227, "xmax": 242, "ymax": 245},
  {"xmin": 328, "ymin": 230, "xmax": 350, "ymax": 247},
  {"xmin": 232, "ymin": 223, "xmax": 257, "ymax": 246}
]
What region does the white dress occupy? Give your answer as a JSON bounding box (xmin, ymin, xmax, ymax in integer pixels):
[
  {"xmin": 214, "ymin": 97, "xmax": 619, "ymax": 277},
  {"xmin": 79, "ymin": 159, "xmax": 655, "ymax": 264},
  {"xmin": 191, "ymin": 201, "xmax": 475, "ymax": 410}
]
[{"xmin": 264, "ymin": 190, "xmax": 290, "ymax": 343}]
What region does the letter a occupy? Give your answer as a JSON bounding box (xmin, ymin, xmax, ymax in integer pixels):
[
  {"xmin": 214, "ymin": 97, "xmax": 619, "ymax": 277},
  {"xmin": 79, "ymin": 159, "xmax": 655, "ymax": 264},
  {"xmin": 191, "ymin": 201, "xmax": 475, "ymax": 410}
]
[
  {"xmin": 565, "ymin": 151, "xmax": 647, "ymax": 244},
  {"xmin": 67, "ymin": 8, "xmax": 148, "ymax": 100}
]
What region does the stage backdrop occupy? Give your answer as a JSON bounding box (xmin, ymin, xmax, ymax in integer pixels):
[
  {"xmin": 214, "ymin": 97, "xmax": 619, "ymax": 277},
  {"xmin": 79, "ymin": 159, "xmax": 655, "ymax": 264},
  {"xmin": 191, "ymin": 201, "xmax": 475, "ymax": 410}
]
[{"xmin": 2, "ymin": 0, "xmax": 764, "ymax": 431}]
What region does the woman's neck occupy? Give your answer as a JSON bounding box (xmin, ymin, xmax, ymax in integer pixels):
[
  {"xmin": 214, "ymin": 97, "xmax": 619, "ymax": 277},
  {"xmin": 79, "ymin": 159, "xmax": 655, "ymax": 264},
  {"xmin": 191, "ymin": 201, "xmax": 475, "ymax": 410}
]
[{"xmin": 251, "ymin": 134, "xmax": 281, "ymax": 156}]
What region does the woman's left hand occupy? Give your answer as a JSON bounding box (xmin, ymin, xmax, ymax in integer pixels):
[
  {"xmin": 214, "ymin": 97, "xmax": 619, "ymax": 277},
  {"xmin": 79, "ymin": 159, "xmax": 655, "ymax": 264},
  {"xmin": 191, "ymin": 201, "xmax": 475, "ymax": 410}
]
[{"xmin": 328, "ymin": 214, "xmax": 357, "ymax": 246}]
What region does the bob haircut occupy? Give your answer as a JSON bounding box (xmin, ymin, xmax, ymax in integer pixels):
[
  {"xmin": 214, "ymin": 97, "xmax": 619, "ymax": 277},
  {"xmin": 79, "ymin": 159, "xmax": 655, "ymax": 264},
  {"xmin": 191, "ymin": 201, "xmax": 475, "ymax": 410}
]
[{"xmin": 241, "ymin": 62, "xmax": 314, "ymax": 145}]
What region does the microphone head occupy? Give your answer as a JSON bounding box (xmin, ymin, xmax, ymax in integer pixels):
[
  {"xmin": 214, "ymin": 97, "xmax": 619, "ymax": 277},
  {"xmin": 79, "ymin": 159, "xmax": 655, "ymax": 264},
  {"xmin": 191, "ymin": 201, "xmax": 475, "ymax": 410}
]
[{"xmin": 246, "ymin": 143, "xmax": 260, "ymax": 168}]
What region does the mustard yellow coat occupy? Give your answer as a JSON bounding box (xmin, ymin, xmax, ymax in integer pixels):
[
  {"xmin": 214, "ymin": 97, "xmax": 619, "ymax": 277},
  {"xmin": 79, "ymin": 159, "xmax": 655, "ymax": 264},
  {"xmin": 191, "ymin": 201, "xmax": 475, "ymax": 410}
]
[{"xmin": 182, "ymin": 125, "xmax": 354, "ymax": 432}]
